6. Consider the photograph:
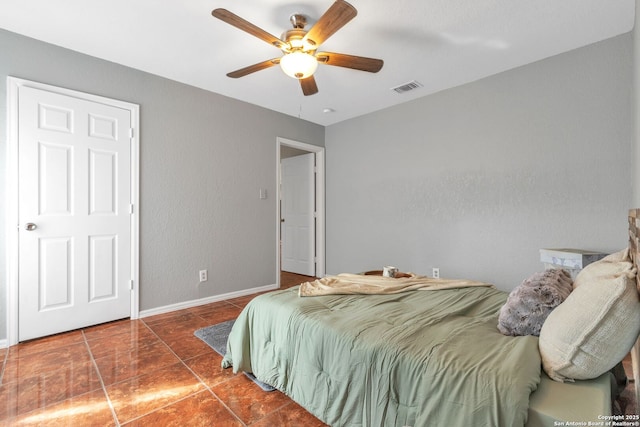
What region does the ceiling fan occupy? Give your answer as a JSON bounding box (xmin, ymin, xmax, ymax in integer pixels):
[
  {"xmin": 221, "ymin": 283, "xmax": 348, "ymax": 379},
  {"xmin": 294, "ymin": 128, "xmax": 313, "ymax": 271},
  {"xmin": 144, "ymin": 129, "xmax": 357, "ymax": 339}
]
[{"xmin": 212, "ymin": 0, "xmax": 384, "ymax": 96}]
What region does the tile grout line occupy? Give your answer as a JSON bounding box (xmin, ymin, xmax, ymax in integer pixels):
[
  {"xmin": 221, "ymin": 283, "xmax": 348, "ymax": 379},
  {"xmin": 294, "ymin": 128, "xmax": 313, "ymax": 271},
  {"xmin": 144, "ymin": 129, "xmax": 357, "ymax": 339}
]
[
  {"xmin": 81, "ymin": 329, "xmax": 121, "ymax": 427},
  {"xmin": 0, "ymin": 336, "xmax": 99, "ymax": 424},
  {"xmin": 85, "ymin": 320, "xmax": 211, "ymax": 425},
  {"xmin": 225, "ymin": 299, "xmax": 249, "ymax": 310},
  {"xmin": 175, "ymin": 310, "xmax": 299, "ymax": 426},
  {"xmin": 105, "ymin": 320, "xmax": 205, "ymax": 424},
  {"xmin": 115, "ymin": 390, "xmax": 225, "ymax": 426},
  {"xmin": 140, "ymin": 316, "xmax": 250, "ymax": 426},
  {"xmin": 186, "ymin": 291, "xmax": 306, "ymax": 425}
]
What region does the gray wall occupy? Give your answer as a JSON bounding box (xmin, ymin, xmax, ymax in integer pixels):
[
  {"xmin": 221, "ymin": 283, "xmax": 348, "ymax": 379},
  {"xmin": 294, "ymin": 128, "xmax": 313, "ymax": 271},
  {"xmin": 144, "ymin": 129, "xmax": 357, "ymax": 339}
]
[
  {"xmin": 635, "ymin": 2, "xmax": 640, "ymax": 208},
  {"xmin": 325, "ymin": 34, "xmax": 633, "ymax": 291},
  {"xmin": 0, "ymin": 29, "xmax": 324, "ymax": 341}
]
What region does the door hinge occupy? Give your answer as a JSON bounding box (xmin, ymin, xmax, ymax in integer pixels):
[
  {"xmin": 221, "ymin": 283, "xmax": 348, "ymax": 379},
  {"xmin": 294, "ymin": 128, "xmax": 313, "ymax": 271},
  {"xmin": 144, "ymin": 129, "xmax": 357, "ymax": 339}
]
[
  {"xmin": 129, "ymin": 280, "xmax": 134, "ymax": 290},
  {"xmin": 129, "ymin": 128, "xmax": 134, "ymax": 138},
  {"xmin": 129, "ymin": 204, "xmax": 134, "ymax": 214}
]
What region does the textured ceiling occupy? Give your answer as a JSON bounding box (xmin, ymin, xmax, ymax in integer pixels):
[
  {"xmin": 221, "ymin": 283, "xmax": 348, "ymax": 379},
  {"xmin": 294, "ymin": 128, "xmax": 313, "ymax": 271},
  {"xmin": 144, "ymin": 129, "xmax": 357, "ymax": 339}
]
[{"xmin": 0, "ymin": 0, "xmax": 634, "ymax": 126}]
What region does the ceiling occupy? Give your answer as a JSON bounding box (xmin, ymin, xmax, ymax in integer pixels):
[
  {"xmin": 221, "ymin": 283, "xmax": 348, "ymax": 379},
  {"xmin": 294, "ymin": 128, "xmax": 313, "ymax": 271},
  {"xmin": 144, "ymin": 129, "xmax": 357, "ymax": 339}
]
[{"xmin": 0, "ymin": 1, "xmax": 635, "ymax": 126}]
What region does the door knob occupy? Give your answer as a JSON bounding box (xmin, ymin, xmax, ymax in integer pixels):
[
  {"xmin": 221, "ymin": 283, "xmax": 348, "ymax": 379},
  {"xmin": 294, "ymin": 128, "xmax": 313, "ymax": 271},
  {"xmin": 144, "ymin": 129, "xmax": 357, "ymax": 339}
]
[
  {"xmin": 25, "ymin": 223, "xmax": 37, "ymax": 231},
  {"xmin": 281, "ymin": 218, "xmax": 285, "ymax": 223}
]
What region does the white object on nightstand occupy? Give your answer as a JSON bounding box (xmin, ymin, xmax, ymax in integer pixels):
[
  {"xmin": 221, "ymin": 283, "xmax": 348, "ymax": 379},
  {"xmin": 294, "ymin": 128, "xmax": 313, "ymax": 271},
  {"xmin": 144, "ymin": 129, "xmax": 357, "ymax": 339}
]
[{"xmin": 539, "ymin": 248, "xmax": 607, "ymax": 279}]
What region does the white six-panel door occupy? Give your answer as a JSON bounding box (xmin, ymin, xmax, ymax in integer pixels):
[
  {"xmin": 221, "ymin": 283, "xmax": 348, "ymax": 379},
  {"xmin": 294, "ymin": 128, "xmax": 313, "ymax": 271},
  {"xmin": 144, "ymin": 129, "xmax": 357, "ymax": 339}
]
[
  {"xmin": 281, "ymin": 153, "xmax": 315, "ymax": 276},
  {"xmin": 17, "ymin": 85, "xmax": 133, "ymax": 341}
]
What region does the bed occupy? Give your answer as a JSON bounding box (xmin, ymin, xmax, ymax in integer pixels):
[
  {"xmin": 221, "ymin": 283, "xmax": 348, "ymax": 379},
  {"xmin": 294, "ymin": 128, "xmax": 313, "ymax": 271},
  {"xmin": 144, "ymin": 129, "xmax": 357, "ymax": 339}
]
[{"xmin": 222, "ymin": 209, "xmax": 640, "ymax": 426}]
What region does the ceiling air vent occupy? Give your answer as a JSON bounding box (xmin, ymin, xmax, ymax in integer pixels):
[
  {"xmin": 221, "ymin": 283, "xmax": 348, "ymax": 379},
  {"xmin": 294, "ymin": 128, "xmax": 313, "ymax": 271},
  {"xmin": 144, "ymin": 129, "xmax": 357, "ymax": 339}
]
[{"xmin": 391, "ymin": 80, "xmax": 423, "ymax": 94}]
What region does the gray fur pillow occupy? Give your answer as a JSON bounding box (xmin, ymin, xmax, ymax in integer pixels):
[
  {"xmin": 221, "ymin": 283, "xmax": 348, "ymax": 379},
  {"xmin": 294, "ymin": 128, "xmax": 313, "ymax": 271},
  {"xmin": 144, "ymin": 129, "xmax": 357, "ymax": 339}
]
[{"xmin": 497, "ymin": 269, "xmax": 573, "ymax": 336}]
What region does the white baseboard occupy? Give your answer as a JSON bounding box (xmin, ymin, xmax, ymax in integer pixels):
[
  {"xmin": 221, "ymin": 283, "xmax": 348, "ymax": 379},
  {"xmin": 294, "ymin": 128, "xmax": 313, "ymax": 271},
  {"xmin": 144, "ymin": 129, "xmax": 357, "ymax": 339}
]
[
  {"xmin": 0, "ymin": 285, "xmax": 278, "ymax": 347},
  {"xmin": 138, "ymin": 283, "xmax": 278, "ymax": 319}
]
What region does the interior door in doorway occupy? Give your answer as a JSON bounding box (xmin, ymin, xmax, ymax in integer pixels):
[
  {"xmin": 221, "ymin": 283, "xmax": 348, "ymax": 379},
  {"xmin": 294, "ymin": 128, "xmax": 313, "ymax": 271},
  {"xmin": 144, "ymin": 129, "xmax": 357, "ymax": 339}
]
[
  {"xmin": 18, "ymin": 85, "xmax": 133, "ymax": 341},
  {"xmin": 281, "ymin": 153, "xmax": 315, "ymax": 276}
]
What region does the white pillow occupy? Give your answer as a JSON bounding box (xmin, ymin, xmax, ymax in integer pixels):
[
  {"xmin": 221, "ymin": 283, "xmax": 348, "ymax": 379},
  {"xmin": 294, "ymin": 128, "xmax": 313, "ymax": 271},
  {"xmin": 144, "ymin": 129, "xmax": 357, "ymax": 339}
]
[
  {"xmin": 538, "ymin": 249, "xmax": 640, "ymax": 382},
  {"xmin": 572, "ymin": 249, "xmax": 631, "ymax": 289}
]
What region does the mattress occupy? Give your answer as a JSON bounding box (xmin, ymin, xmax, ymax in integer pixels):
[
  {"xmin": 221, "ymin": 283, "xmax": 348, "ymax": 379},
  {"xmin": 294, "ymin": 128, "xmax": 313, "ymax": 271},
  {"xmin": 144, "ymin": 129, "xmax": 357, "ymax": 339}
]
[
  {"xmin": 528, "ymin": 371, "xmax": 614, "ymax": 426},
  {"xmin": 224, "ymin": 285, "xmax": 585, "ymax": 426}
]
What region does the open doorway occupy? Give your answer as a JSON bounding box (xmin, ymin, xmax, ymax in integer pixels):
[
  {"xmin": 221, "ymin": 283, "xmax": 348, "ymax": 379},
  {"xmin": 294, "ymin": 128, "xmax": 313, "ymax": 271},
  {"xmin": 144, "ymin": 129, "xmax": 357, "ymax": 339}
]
[{"xmin": 276, "ymin": 137, "xmax": 325, "ymax": 288}]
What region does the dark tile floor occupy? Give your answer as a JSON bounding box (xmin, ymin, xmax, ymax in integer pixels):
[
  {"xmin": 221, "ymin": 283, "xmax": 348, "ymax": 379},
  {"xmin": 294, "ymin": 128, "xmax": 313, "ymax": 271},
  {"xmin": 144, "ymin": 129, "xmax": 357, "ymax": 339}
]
[
  {"xmin": 0, "ymin": 272, "xmax": 325, "ymax": 426},
  {"xmin": 0, "ymin": 272, "xmax": 636, "ymax": 425}
]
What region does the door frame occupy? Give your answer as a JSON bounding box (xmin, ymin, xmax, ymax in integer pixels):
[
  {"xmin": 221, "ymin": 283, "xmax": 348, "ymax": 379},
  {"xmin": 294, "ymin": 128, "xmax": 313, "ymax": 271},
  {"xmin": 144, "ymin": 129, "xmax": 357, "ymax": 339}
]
[
  {"xmin": 5, "ymin": 77, "xmax": 140, "ymax": 346},
  {"xmin": 276, "ymin": 137, "xmax": 325, "ymax": 286}
]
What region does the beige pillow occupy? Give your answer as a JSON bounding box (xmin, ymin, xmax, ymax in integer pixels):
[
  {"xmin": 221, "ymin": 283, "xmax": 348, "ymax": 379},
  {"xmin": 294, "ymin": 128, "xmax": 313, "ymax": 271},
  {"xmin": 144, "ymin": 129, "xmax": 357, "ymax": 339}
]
[
  {"xmin": 538, "ymin": 249, "xmax": 640, "ymax": 382},
  {"xmin": 572, "ymin": 249, "xmax": 630, "ymax": 289}
]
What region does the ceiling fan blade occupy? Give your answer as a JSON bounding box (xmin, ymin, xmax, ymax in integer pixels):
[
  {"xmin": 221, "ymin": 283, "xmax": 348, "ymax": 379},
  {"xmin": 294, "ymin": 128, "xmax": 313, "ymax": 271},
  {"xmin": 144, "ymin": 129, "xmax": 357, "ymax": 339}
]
[
  {"xmin": 227, "ymin": 58, "xmax": 281, "ymax": 78},
  {"xmin": 316, "ymin": 52, "xmax": 383, "ymax": 73},
  {"xmin": 302, "ymin": 0, "xmax": 357, "ymax": 48},
  {"xmin": 212, "ymin": 9, "xmax": 287, "ymax": 50},
  {"xmin": 300, "ymin": 76, "xmax": 319, "ymax": 96}
]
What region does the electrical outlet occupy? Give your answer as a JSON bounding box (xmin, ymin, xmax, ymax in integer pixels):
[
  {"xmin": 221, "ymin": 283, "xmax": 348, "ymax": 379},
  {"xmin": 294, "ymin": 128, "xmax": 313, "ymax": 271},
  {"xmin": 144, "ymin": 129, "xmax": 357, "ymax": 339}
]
[
  {"xmin": 199, "ymin": 270, "xmax": 208, "ymax": 282},
  {"xmin": 432, "ymin": 267, "xmax": 440, "ymax": 279}
]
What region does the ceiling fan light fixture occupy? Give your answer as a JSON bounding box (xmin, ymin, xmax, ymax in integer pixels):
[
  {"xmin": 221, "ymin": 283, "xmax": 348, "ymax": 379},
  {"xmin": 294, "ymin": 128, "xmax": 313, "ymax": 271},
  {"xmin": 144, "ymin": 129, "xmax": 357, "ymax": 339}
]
[{"xmin": 280, "ymin": 51, "xmax": 318, "ymax": 79}]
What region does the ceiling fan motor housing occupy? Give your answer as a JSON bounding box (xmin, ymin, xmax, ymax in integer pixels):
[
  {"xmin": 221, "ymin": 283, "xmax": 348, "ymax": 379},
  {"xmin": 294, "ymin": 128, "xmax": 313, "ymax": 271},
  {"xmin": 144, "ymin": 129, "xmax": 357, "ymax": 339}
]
[
  {"xmin": 289, "ymin": 13, "xmax": 306, "ymax": 29},
  {"xmin": 281, "ymin": 28, "xmax": 309, "ymax": 50}
]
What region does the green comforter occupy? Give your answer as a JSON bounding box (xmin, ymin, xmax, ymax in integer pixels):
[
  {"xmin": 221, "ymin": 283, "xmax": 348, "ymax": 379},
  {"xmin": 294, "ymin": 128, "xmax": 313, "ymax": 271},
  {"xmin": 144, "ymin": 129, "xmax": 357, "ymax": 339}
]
[{"xmin": 222, "ymin": 285, "xmax": 541, "ymax": 427}]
